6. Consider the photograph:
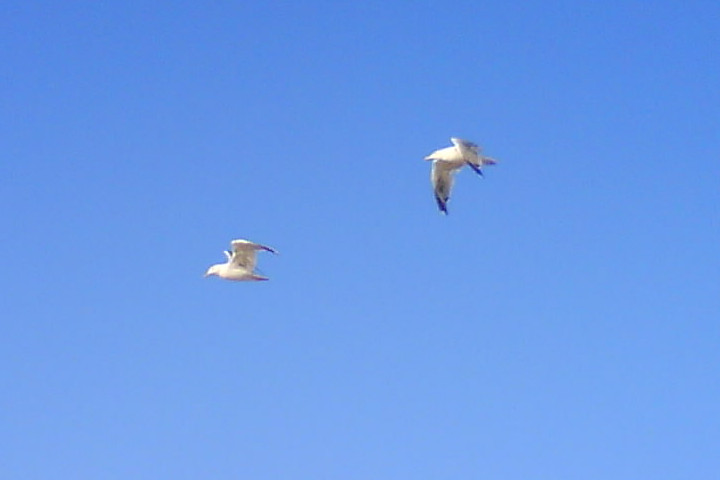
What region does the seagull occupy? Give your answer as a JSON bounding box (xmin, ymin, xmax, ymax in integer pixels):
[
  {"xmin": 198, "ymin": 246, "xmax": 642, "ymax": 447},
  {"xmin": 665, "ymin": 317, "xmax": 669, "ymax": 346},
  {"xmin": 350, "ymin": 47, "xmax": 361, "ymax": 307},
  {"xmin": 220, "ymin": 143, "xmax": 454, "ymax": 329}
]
[
  {"xmin": 424, "ymin": 137, "xmax": 497, "ymax": 214},
  {"xmin": 204, "ymin": 239, "xmax": 278, "ymax": 281}
]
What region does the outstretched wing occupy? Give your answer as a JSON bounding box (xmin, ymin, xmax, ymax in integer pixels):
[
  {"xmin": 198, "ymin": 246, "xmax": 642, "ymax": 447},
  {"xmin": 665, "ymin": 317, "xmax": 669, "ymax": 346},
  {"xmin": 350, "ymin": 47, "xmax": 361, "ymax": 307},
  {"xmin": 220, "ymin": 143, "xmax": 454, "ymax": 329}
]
[
  {"xmin": 452, "ymin": 137, "xmax": 496, "ymax": 177},
  {"xmin": 451, "ymin": 137, "xmax": 482, "ymax": 164},
  {"xmin": 451, "ymin": 137, "xmax": 479, "ymax": 152},
  {"xmin": 431, "ymin": 160, "xmax": 456, "ymax": 214},
  {"xmin": 229, "ymin": 239, "xmax": 277, "ymax": 271}
]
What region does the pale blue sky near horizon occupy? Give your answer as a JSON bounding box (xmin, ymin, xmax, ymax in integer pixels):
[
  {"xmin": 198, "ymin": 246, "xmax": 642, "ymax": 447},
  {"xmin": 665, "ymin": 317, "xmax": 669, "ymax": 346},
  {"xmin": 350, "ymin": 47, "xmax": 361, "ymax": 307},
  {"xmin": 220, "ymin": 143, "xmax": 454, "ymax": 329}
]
[{"xmin": 2, "ymin": 1, "xmax": 719, "ymax": 479}]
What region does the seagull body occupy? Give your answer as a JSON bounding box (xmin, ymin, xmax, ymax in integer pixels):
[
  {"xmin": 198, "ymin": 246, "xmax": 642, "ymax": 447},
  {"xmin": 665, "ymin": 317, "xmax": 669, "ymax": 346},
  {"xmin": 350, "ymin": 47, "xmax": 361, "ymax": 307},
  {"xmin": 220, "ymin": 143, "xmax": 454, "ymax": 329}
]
[
  {"xmin": 424, "ymin": 137, "xmax": 497, "ymax": 214},
  {"xmin": 205, "ymin": 239, "xmax": 277, "ymax": 281}
]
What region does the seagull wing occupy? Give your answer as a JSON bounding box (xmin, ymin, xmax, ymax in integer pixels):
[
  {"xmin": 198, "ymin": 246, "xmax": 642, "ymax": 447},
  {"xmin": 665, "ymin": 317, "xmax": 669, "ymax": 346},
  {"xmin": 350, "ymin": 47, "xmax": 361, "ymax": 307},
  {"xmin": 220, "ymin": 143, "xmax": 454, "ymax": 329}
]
[
  {"xmin": 431, "ymin": 160, "xmax": 457, "ymax": 214},
  {"xmin": 230, "ymin": 239, "xmax": 277, "ymax": 271},
  {"xmin": 451, "ymin": 137, "xmax": 479, "ymax": 151},
  {"xmin": 452, "ymin": 137, "xmax": 489, "ymax": 176},
  {"xmin": 451, "ymin": 137, "xmax": 481, "ymax": 160}
]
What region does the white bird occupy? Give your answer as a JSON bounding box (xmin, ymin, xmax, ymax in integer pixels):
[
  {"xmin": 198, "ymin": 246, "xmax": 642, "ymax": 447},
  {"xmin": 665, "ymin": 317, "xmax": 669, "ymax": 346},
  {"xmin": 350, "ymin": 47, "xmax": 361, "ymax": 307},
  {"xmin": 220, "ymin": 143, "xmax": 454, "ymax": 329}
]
[
  {"xmin": 424, "ymin": 137, "xmax": 497, "ymax": 214},
  {"xmin": 204, "ymin": 239, "xmax": 278, "ymax": 281}
]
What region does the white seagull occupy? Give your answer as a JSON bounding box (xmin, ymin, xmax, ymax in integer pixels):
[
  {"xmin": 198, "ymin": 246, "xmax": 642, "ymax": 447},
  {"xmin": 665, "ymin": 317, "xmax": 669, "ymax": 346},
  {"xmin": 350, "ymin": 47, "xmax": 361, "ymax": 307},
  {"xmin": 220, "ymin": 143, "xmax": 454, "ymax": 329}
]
[
  {"xmin": 204, "ymin": 239, "xmax": 278, "ymax": 281},
  {"xmin": 424, "ymin": 137, "xmax": 497, "ymax": 214}
]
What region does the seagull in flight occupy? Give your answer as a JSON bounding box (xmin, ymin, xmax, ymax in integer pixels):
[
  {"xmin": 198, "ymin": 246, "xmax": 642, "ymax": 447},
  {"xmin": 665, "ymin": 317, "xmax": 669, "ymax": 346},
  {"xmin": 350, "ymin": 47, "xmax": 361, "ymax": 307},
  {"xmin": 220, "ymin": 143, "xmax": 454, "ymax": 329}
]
[
  {"xmin": 204, "ymin": 239, "xmax": 278, "ymax": 281},
  {"xmin": 424, "ymin": 137, "xmax": 497, "ymax": 214}
]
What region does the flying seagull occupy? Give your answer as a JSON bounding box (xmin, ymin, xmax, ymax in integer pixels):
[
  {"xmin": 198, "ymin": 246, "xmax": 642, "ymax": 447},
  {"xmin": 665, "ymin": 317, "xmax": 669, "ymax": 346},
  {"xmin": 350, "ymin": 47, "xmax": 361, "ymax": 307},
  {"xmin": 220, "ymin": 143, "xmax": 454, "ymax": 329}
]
[
  {"xmin": 424, "ymin": 137, "xmax": 497, "ymax": 214},
  {"xmin": 204, "ymin": 239, "xmax": 278, "ymax": 281}
]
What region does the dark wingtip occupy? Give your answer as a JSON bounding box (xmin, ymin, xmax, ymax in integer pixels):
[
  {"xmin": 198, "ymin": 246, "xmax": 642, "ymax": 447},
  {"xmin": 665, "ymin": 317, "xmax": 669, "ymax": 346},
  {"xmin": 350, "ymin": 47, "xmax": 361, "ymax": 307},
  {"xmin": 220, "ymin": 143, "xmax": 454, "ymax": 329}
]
[
  {"xmin": 468, "ymin": 163, "xmax": 484, "ymax": 177},
  {"xmin": 435, "ymin": 196, "xmax": 449, "ymax": 215}
]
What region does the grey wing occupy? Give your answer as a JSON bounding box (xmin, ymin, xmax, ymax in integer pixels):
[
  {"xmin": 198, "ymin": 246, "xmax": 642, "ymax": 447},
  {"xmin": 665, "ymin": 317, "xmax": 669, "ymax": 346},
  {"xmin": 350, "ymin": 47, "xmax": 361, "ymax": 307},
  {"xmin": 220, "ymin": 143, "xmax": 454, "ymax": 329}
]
[
  {"xmin": 231, "ymin": 248, "xmax": 258, "ymax": 271},
  {"xmin": 451, "ymin": 137, "xmax": 479, "ymax": 151},
  {"xmin": 431, "ymin": 161, "xmax": 455, "ymax": 214},
  {"xmin": 230, "ymin": 239, "xmax": 277, "ymax": 270},
  {"xmin": 451, "ymin": 137, "xmax": 483, "ymax": 171},
  {"xmin": 229, "ymin": 240, "xmax": 260, "ymax": 271}
]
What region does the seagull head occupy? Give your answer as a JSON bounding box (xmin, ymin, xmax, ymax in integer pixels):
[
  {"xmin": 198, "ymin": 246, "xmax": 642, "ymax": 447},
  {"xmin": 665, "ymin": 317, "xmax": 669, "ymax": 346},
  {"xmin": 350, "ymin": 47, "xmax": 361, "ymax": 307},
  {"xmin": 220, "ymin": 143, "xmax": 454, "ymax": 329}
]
[{"xmin": 204, "ymin": 264, "xmax": 222, "ymax": 278}]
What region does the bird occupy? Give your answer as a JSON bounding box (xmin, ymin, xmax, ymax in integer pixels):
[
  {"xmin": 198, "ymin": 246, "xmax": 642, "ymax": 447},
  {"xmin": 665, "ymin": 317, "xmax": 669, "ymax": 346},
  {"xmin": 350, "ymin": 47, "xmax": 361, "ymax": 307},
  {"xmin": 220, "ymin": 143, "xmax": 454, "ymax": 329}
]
[
  {"xmin": 204, "ymin": 239, "xmax": 278, "ymax": 281},
  {"xmin": 424, "ymin": 137, "xmax": 497, "ymax": 214}
]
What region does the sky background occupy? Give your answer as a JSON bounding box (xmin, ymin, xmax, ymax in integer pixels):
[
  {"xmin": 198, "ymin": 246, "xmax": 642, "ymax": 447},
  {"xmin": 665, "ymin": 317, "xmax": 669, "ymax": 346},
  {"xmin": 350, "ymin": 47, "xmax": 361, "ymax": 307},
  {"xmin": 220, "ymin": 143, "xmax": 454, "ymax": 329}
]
[{"xmin": 2, "ymin": 1, "xmax": 719, "ymax": 478}]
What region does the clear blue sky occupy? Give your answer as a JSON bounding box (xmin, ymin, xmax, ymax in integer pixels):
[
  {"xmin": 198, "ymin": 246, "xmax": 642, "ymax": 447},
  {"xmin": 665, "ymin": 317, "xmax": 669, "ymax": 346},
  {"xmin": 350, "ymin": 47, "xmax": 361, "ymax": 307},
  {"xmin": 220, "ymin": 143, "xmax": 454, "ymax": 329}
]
[{"xmin": 2, "ymin": 1, "xmax": 719, "ymax": 478}]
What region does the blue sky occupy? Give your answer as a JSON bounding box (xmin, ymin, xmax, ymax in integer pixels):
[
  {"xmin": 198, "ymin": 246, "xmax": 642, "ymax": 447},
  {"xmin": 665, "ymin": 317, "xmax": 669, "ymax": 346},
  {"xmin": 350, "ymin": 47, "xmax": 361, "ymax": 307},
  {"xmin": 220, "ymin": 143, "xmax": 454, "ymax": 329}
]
[{"xmin": 2, "ymin": 1, "xmax": 719, "ymax": 478}]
